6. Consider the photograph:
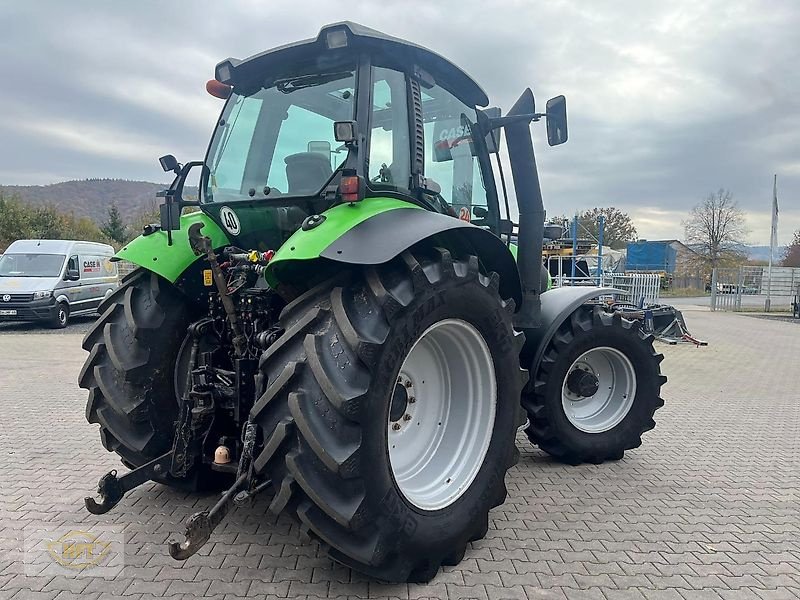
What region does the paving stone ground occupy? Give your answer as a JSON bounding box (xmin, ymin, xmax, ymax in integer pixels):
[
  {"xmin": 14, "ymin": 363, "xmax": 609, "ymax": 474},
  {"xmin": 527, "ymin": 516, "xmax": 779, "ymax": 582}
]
[{"xmin": 1, "ymin": 306, "xmax": 798, "ymax": 599}]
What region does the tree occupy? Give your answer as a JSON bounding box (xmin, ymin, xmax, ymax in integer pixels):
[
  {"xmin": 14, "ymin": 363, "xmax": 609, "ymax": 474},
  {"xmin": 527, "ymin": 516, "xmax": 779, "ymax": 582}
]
[
  {"xmin": 550, "ymin": 207, "xmax": 638, "ymax": 250},
  {"xmin": 683, "ymin": 189, "xmax": 749, "ymax": 270},
  {"xmin": 783, "ymin": 230, "xmax": 800, "ymax": 267},
  {"xmin": 0, "ymin": 192, "xmax": 112, "ymax": 252},
  {"xmin": 578, "ymin": 207, "xmax": 637, "ymax": 250},
  {"xmin": 100, "ymin": 202, "xmax": 129, "ymax": 245}
]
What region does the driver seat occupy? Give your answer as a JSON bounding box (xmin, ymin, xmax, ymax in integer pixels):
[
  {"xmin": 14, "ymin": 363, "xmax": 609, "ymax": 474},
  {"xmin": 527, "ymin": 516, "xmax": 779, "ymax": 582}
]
[{"xmin": 284, "ymin": 152, "xmax": 333, "ymax": 195}]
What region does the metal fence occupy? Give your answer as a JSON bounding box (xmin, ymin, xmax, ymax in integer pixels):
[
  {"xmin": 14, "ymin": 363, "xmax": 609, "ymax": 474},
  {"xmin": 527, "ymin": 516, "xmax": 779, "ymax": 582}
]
[
  {"xmin": 711, "ymin": 266, "xmax": 800, "ymax": 311},
  {"xmin": 552, "ymin": 272, "xmax": 662, "ymax": 306}
]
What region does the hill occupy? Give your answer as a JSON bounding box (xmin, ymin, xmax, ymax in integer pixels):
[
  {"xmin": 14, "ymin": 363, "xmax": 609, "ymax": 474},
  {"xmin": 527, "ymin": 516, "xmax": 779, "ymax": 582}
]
[
  {"xmin": 0, "ymin": 179, "xmax": 173, "ymax": 225},
  {"xmin": 745, "ymin": 245, "xmax": 787, "ymax": 262}
]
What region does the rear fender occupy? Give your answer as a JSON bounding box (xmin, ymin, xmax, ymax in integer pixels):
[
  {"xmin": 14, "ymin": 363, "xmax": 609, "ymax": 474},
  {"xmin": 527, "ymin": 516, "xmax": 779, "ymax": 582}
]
[
  {"xmin": 266, "ymin": 199, "xmax": 522, "ymax": 307},
  {"xmin": 114, "ymin": 212, "xmax": 230, "ymax": 283},
  {"xmin": 521, "ymin": 286, "xmax": 618, "ymax": 375}
]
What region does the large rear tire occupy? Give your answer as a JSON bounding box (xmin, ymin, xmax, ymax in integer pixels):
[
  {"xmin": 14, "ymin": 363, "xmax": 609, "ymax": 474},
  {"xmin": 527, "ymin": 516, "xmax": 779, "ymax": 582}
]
[
  {"xmin": 251, "ymin": 249, "xmax": 526, "ymax": 582},
  {"xmin": 522, "ymin": 306, "xmax": 666, "ymax": 464},
  {"xmin": 79, "ymin": 270, "xmax": 193, "ymax": 484}
]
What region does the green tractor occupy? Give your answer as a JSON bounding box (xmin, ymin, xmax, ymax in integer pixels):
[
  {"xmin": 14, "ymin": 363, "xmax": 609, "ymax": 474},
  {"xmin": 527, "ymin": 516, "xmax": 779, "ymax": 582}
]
[{"xmin": 80, "ymin": 22, "xmax": 665, "ymax": 582}]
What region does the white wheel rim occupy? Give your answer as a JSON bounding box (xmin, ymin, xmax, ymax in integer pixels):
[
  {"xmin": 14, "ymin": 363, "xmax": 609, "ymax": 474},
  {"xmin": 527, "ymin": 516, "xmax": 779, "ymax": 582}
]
[
  {"xmin": 388, "ymin": 319, "xmax": 496, "ymax": 511},
  {"xmin": 561, "ymin": 346, "xmax": 636, "ymax": 433}
]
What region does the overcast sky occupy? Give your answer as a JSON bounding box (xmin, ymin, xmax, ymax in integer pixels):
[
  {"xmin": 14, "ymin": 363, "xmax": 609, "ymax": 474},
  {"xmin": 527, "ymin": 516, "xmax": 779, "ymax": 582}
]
[{"xmin": 1, "ymin": 1, "xmax": 798, "ymax": 244}]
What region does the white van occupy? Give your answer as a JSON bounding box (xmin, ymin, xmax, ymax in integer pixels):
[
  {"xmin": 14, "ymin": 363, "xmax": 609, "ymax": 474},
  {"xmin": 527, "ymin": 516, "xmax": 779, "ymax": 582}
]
[{"xmin": 0, "ymin": 240, "xmax": 117, "ymax": 328}]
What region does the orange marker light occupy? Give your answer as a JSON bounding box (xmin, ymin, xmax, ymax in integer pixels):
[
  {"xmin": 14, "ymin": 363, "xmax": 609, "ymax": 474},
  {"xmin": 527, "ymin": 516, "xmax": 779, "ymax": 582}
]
[{"xmin": 206, "ymin": 79, "xmax": 232, "ymax": 99}]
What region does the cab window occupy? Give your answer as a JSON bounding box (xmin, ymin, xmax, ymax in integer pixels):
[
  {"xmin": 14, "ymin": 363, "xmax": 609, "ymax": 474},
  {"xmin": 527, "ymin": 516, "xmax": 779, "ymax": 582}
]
[
  {"xmin": 420, "ymin": 84, "xmax": 491, "ymax": 224},
  {"xmin": 67, "ymin": 255, "xmax": 79, "ymax": 278},
  {"xmin": 204, "ymin": 66, "xmax": 357, "ymax": 203},
  {"xmin": 368, "ymin": 67, "xmax": 410, "ymax": 191}
]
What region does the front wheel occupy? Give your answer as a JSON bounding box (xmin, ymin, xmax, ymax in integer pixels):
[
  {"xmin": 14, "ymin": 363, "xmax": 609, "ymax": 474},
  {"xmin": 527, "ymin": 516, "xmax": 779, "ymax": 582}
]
[
  {"xmin": 251, "ymin": 249, "xmax": 527, "ymax": 582},
  {"xmin": 522, "ymin": 306, "xmax": 666, "ymax": 464},
  {"xmin": 48, "ymin": 302, "xmax": 69, "ymax": 328}
]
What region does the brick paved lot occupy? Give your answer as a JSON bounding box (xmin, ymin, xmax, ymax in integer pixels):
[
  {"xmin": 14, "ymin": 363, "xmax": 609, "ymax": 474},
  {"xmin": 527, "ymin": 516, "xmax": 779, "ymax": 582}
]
[{"xmin": 1, "ymin": 307, "xmax": 798, "ymax": 599}]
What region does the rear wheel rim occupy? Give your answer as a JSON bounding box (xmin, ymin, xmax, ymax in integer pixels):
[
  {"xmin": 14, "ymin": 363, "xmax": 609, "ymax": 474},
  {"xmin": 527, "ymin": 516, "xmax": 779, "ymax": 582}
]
[
  {"xmin": 561, "ymin": 346, "xmax": 636, "ymax": 433},
  {"xmin": 388, "ymin": 319, "xmax": 496, "ymax": 511}
]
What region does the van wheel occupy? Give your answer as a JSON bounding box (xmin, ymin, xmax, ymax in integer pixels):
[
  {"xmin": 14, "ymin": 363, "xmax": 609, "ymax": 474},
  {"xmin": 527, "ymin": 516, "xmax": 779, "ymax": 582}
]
[{"xmin": 49, "ymin": 302, "xmax": 69, "ymax": 329}]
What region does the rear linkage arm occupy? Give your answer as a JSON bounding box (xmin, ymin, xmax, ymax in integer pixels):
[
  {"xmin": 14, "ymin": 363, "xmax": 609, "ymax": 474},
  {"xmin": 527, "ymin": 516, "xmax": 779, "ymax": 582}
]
[{"xmin": 85, "ymin": 452, "xmax": 173, "ymax": 514}]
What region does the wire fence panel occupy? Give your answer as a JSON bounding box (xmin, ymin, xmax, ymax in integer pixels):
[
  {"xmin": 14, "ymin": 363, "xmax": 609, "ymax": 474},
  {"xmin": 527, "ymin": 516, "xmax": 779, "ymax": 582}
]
[
  {"xmin": 552, "ymin": 273, "xmax": 661, "ymax": 306},
  {"xmin": 711, "ymin": 266, "xmax": 799, "ymax": 311},
  {"xmin": 606, "ymin": 273, "xmax": 662, "ymax": 306}
]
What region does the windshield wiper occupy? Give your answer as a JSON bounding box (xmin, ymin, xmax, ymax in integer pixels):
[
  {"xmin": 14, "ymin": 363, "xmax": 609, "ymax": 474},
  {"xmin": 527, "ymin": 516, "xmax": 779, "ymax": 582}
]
[{"xmin": 274, "ymin": 72, "xmax": 352, "ymax": 94}]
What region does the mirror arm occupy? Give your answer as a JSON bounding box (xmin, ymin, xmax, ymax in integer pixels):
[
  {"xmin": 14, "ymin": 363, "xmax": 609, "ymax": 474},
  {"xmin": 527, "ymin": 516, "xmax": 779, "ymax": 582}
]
[{"xmin": 485, "ymin": 113, "xmax": 546, "ymax": 131}]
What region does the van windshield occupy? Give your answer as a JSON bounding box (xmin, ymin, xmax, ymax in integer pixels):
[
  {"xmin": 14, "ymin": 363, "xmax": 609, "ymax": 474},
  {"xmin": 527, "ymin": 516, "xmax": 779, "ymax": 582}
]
[{"xmin": 0, "ymin": 254, "xmax": 66, "ymax": 277}]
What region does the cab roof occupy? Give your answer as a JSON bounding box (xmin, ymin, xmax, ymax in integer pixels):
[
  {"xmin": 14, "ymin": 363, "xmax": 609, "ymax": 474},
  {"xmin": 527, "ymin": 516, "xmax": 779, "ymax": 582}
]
[{"xmin": 215, "ymin": 21, "xmax": 490, "ymax": 107}]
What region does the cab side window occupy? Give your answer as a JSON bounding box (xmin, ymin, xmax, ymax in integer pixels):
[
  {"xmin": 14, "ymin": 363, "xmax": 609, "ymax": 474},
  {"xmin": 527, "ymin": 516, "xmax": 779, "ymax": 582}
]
[
  {"xmin": 369, "ymin": 67, "xmax": 411, "ymax": 191},
  {"xmin": 420, "ymin": 83, "xmax": 490, "ymax": 223}
]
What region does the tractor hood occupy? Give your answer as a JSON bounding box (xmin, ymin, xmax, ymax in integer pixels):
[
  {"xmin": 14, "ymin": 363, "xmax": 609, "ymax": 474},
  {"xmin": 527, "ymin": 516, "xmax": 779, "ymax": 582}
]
[{"xmin": 214, "ymin": 21, "xmax": 489, "ymax": 107}]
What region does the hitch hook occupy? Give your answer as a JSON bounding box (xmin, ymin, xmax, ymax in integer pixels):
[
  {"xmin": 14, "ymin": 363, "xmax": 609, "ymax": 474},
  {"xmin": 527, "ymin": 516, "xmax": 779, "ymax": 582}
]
[
  {"xmin": 85, "ymin": 470, "xmax": 124, "ymax": 515},
  {"xmin": 84, "ymin": 451, "xmax": 173, "ymax": 515},
  {"xmin": 168, "ymin": 473, "xmax": 249, "ymax": 560}
]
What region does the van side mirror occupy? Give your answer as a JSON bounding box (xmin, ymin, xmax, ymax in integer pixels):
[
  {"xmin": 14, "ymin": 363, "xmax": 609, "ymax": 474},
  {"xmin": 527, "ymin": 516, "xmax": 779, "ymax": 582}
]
[
  {"xmin": 545, "ymin": 95, "xmax": 568, "ymax": 146},
  {"xmin": 65, "ymin": 269, "xmax": 80, "ymax": 281}
]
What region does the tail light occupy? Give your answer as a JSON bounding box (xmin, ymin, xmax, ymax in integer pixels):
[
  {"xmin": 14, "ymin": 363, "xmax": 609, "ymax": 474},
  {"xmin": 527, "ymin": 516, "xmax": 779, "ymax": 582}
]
[{"xmin": 338, "ymin": 172, "xmax": 363, "ymax": 203}]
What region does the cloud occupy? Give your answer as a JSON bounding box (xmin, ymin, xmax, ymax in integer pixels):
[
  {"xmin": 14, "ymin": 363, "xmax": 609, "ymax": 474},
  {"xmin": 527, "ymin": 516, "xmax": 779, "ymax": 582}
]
[{"xmin": 0, "ymin": 0, "xmax": 798, "ymax": 242}]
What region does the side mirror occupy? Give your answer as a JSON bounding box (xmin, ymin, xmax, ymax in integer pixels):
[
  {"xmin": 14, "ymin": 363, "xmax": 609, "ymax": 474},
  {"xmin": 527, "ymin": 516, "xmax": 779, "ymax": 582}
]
[
  {"xmin": 65, "ymin": 269, "xmax": 80, "ymax": 281},
  {"xmin": 545, "ymin": 95, "xmax": 568, "ymax": 146},
  {"xmin": 156, "ymin": 160, "xmax": 204, "ymax": 240},
  {"xmin": 160, "ymin": 202, "xmax": 182, "ymax": 232},
  {"xmin": 159, "ymin": 154, "xmax": 180, "ymax": 174}
]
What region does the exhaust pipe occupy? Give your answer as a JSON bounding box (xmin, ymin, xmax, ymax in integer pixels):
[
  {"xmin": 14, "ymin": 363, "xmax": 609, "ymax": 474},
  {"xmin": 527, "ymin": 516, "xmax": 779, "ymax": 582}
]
[{"xmin": 504, "ymin": 88, "xmax": 544, "ymax": 329}]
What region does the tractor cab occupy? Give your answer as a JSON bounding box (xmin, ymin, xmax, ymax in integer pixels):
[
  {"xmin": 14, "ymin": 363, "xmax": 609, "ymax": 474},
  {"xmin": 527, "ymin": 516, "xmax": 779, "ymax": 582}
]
[
  {"xmin": 197, "ymin": 22, "xmax": 503, "ymax": 245},
  {"xmin": 158, "ymin": 23, "xmax": 564, "ymax": 255}
]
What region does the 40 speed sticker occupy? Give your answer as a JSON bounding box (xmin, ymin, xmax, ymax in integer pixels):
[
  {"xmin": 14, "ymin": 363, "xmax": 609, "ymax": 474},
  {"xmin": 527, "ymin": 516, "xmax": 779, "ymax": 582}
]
[{"xmin": 219, "ymin": 206, "xmax": 240, "ymax": 235}]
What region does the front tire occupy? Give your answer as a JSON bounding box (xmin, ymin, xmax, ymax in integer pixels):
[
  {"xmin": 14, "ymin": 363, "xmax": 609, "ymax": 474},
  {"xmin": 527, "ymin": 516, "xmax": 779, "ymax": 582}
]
[
  {"xmin": 251, "ymin": 249, "xmax": 526, "ymax": 582},
  {"xmin": 522, "ymin": 306, "xmax": 666, "ymax": 464},
  {"xmin": 48, "ymin": 302, "xmax": 69, "ymax": 328}
]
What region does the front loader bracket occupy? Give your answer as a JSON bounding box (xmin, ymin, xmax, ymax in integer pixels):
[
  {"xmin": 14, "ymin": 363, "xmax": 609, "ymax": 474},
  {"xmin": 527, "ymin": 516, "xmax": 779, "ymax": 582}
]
[{"xmin": 85, "ymin": 451, "xmax": 173, "ymax": 515}]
